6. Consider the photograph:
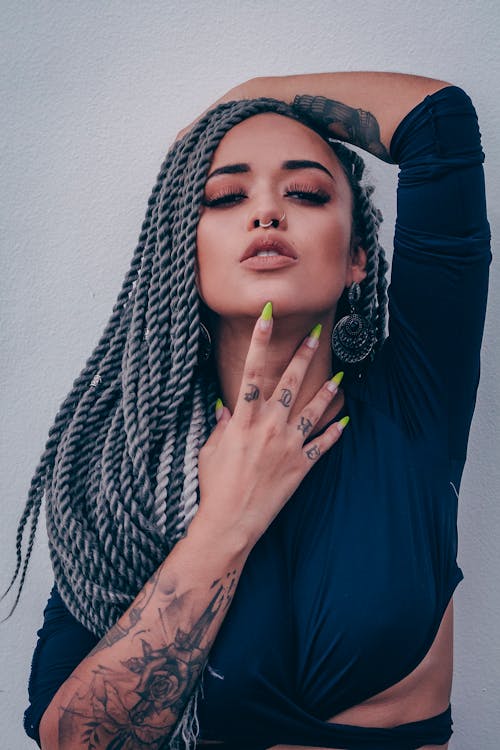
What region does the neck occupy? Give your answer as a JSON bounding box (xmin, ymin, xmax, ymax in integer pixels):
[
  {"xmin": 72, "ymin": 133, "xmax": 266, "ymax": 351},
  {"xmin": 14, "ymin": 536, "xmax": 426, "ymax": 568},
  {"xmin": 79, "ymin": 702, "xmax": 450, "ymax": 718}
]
[{"xmin": 213, "ymin": 312, "xmax": 344, "ymax": 437}]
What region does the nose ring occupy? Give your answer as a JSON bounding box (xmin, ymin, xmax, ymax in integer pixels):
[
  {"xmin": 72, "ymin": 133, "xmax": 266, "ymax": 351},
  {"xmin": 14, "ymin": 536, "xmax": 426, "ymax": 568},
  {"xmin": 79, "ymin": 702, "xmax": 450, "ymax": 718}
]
[{"xmin": 256, "ymin": 213, "xmax": 286, "ymax": 229}]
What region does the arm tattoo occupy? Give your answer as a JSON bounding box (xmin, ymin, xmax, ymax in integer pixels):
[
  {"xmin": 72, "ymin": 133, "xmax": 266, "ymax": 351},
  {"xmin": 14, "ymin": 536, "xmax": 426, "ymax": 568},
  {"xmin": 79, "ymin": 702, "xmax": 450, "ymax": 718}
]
[
  {"xmin": 89, "ymin": 570, "xmax": 162, "ymax": 657},
  {"xmin": 243, "ymin": 383, "xmax": 260, "ymax": 402},
  {"xmin": 297, "ymin": 416, "xmax": 313, "ymax": 437},
  {"xmin": 293, "ymin": 94, "xmax": 393, "ymax": 163},
  {"xmin": 278, "ymin": 388, "xmax": 292, "ymax": 408},
  {"xmin": 305, "ymin": 444, "xmax": 321, "ymax": 461},
  {"xmin": 58, "ymin": 570, "xmax": 239, "ymax": 749}
]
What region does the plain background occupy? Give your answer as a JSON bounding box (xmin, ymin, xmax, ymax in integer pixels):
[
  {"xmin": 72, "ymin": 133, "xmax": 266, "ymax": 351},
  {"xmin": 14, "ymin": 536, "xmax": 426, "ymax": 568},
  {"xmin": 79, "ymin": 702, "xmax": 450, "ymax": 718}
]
[{"xmin": 1, "ymin": 1, "xmax": 498, "ymax": 748}]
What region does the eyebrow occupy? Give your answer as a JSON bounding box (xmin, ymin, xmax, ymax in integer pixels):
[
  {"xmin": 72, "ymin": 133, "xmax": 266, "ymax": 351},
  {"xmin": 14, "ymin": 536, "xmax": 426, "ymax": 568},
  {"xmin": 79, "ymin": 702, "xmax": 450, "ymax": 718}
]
[{"xmin": 206, "ymin": 159, "xmax": 335, "ymax": 182}]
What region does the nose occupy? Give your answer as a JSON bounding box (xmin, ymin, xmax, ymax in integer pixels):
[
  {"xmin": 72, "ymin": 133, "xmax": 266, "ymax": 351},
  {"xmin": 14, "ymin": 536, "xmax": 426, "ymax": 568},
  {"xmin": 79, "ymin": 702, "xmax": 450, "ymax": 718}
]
[{"xmin": 248, "ymin": 209, "xmax": 287, "ymax": 230}]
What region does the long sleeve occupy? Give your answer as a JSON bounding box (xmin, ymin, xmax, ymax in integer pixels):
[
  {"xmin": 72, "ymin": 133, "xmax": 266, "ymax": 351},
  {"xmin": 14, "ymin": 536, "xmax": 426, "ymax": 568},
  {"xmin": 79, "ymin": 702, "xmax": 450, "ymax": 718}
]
[
  {"xmin": 357, "ymin": 85, "xmax": 491, "ymax": 484},
  {"xmin": 24, "ymin": 585, "xmax": 99, "ymax": 746}
]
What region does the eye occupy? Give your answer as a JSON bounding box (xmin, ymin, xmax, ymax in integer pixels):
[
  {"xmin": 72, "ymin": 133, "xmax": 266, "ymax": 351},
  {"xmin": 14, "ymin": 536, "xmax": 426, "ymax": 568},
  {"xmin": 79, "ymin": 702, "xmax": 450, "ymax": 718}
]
[
  {"xmin": 202, "ymin": 188, "xmax": 247, "ymax": 207},
  {"xmin": 285, "ymin": 183, "xmax": 331, "ymax": 205}
]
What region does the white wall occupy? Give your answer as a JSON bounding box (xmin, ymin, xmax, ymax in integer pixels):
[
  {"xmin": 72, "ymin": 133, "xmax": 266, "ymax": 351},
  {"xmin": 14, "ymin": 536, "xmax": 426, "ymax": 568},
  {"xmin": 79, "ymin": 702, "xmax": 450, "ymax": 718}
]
[{"xmin": 1, "ymin": 1, "xmax": 498, "ymax": 747}]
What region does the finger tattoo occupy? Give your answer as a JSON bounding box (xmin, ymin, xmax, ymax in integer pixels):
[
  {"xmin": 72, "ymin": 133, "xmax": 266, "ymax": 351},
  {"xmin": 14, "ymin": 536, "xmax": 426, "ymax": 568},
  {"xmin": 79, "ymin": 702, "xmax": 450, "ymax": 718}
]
[
  {"xmin": 305, "ymin": 444, "xmax": 321, "ymax": 461},
  {"xmin": 244, "ymin": 384, "xmax": 260, "ymax": 402},
  {"xmin": 278, "ymin": 388, "xmax": 292, "ymax": 408},
  {"xmin": 297, "ymin": 416, "xmax": 313, "ymax": 436}
]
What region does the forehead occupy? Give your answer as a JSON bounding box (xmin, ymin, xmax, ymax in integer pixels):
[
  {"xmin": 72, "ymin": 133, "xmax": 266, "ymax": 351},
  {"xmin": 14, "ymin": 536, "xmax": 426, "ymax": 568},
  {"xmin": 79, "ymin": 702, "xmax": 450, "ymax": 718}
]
[{"xmin": 209, "ymin": 113, "xmax": 347, "ymax": 180}]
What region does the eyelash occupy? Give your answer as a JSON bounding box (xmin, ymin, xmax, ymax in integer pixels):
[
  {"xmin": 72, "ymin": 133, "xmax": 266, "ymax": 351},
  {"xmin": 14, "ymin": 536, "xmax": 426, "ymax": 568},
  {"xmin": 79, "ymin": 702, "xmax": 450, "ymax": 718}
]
[{"xmin": 202, "ymin": 183, "xmax": 331, "ymax": 207}]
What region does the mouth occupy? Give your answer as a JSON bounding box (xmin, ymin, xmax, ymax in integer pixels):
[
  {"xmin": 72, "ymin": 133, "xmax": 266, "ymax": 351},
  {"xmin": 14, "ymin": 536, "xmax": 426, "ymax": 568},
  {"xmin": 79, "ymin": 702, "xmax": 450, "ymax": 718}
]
[{"xmin": 240, "ymin": 236, "xmax": 298, "ymax": 263}]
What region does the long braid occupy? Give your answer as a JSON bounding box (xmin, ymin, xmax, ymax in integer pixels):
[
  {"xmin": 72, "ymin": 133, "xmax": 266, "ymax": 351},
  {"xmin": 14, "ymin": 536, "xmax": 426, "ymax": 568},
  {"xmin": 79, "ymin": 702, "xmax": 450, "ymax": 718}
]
[{"xmin": 4, "ymin": 97, "xmax": 389, "ymax": 748}]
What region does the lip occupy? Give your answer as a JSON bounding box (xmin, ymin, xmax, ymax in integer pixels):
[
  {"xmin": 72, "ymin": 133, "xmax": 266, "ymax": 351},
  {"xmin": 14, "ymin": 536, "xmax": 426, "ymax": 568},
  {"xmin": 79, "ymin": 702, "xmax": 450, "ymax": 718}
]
[
  {"xmin": 240, "ymin": 235, "xmax": 298, "ymax": 263},
  {"xmin": 241, "ymin": 255, "xmax": 298, "ymax": 270}
]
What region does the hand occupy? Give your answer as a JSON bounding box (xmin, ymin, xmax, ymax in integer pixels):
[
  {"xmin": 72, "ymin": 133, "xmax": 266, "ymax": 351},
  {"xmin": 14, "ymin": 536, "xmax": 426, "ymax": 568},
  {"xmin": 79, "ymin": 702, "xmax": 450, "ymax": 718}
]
[{"xmin": 196, "ymin": 303, "xmax": 348, "ymax": 550}]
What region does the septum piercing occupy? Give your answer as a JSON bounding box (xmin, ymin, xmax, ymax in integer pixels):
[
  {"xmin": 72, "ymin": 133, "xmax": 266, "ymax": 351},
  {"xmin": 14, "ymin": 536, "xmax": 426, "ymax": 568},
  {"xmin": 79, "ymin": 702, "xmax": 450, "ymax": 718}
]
[{"xmin": 258, "ymin": 213, "xmax": 286, "ymax": 228}]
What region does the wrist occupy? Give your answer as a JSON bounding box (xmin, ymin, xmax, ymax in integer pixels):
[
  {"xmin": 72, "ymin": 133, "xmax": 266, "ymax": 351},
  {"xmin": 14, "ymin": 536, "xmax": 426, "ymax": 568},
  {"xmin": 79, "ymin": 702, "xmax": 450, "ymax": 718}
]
[{"xmin": 187, "ymin": 507, "xmax": 255, "ymax": 561}]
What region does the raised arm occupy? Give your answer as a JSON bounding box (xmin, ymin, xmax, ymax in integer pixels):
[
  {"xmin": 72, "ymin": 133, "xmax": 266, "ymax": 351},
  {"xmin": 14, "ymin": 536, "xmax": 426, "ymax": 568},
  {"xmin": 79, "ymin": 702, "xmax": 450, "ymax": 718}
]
[{"xmin": 183, "ymin": 72, "xmax": 452, "ymax": 161}]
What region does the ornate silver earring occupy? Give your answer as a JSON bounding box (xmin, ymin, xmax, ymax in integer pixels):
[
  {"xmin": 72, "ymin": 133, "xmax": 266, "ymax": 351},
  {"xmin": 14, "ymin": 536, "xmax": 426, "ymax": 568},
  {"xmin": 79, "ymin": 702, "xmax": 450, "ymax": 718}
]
[
  {"xmin": 331, "ymin": 282, "xmax": 376, "ymax": 364},
  {"xmin": 198, "ymin": 320, "xmax": 212, "ymax": 363}
]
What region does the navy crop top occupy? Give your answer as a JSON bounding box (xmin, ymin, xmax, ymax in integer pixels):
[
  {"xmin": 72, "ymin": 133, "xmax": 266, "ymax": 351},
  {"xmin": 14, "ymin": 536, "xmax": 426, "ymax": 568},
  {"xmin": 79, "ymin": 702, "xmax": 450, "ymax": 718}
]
[{"xmin": 24, "ymin": 86, "xmax": 491, "ymax": 749}]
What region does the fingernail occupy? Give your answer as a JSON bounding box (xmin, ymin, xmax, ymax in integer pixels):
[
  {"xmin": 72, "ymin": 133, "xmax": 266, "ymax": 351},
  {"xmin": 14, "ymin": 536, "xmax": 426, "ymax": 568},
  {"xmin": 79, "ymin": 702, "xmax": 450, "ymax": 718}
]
[
  {"xmin": 327, "ymin": 371, "xmax": 344, "ymax": 392},
  {"xmin": 259, "ymin": 301, "xmax": 273, "ymax": 330},
  {"xmin": 215, "ymin": 397, "xmax": 224, "ymax": 421},
  {"xmin": 306, "ymin": 323, "xmax": 322, "ymax": 349},
  {"xmin": 337, "ymin": 415, "xmax": 350, "ymax": 433}
]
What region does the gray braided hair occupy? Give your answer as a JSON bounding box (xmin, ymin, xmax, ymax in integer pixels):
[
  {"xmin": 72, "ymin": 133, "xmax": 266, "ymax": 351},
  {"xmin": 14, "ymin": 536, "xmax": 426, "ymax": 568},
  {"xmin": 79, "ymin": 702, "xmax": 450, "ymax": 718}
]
[{"xmin": 4, "ymin": 97, "xmax": 388, "ymax": 748}]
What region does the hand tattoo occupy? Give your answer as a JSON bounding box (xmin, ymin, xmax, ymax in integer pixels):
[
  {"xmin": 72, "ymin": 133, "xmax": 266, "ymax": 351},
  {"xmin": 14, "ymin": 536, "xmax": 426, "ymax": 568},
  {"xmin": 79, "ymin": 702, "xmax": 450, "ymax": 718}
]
[
  {"xmin": 293, "ymin": 95, "xmax": 393, "ymax": 163},
  {"xmin": 278, "ymin": 388, "xmax": 292, "ymax": 408},
  {"xmin": 243, "ymin": 384, "xmax": 260, "ymax": 402},
  {"xmin": 297, "ymin": 416, "xmax": 313, "ymax": 437},
  {"xmin": 305, "ymin": 444, "xmax": 321, "ymax": 461}
]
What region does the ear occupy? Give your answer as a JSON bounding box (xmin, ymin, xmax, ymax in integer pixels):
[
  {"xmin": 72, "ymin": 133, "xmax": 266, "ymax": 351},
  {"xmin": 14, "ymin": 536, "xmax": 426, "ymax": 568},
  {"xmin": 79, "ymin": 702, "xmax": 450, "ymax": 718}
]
[{"xmin": 348, "ymin": 244, "xmax": 367, "ymax": 285}]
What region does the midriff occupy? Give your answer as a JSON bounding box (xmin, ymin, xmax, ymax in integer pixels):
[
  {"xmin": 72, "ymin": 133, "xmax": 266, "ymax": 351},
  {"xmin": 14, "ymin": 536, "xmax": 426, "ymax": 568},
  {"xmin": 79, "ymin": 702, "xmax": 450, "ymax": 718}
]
[{"xmin": 198, "ymin": 599, "xmax": 454, "ymax": 750}]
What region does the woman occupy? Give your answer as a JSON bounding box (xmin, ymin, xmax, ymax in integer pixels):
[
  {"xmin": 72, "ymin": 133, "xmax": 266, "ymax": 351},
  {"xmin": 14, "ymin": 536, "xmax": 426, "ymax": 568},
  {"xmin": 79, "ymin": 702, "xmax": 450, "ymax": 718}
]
[{"xmin": 8, "ymin": 72, "xmax": 489, "ymax": 749}]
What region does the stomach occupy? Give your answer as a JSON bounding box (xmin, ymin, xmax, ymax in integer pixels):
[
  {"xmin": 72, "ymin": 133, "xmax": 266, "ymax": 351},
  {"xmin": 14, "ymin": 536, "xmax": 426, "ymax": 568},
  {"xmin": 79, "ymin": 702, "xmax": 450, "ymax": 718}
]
[{"xmin": 198, "ymin": 598, "xmax": 454, "ymax": 750}]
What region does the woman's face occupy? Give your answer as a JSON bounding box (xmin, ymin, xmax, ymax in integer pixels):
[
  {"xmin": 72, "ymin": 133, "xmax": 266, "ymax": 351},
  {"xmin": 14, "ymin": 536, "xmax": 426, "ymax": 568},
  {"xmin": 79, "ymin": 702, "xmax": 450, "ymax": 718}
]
[{"xmin": 195, "ymin": 113, "xmax": 366, "ymax": 323}]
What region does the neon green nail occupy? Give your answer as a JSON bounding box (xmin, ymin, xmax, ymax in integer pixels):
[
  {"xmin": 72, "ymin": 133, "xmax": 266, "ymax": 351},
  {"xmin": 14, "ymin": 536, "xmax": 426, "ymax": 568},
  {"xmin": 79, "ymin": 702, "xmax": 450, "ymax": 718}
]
[
  {"xmin": 332, "ymin": 371, "xmax": 344, "ymax": 386},
  {"xmin": 261, "ymin": 301, "xmax": 273, "ymax": 321},
  {"xmin": 215, "ymin": 398, "xmax": 223, "ymax": 418},
  {"xmin": 338, "ymin": 415, "xmax": 350, "ymax": 431},
  {"xmin": 310, "ymin": 323, "xmax": 322, "ymax": 339},
  {"xmin": 306, "ymin": 323, "xmax": 322, "ymax": 349},
  {"xmin": 327, "ymin": 371, "xmax": 344, "ymax": 393},
  {"xmin": 259, "ymin": 301, "xmax": 273, "ymax": 330}
]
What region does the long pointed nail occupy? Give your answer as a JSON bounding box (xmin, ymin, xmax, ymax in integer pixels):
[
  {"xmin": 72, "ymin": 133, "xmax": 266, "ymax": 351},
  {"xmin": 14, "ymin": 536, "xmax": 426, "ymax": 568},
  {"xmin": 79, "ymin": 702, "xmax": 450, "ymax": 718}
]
[
  {"xmin": 327, "ymin": 371, "xmax": 344, "ymax": 392},
  {"xmin": 215, "ymin": 398, "xmax": 224, "ymax": 420},
  {"xmin": 337, "ymin": 415, "xmax": 350, "ymax": 433},
  {"xmin": 306, "ymin": 323, "xmax": 322, "ymax": 349},
  {"xmin": 259, "ymin": 301, "xmax": 273, "ymax": 330}
]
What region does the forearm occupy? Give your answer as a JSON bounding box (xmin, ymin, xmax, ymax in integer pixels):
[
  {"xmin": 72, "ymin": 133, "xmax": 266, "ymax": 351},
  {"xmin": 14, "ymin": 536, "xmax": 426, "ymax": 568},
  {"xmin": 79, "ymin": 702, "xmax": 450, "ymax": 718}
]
[
  {"xmin": 40, "ymin": 513, "xmax": 252, "ymax": 750},
  {"xmin": 237, "ymin": 72, "xmax": 452, "ymax": 161}
]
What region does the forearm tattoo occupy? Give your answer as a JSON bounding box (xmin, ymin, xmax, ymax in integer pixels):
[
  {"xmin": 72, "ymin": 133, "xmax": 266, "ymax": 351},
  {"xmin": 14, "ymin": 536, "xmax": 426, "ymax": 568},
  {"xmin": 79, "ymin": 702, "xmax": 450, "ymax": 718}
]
[
  {"xmin": 293, "ymin": 94, "xmax": 393, "ymax": 163},
  {"xmin": 58, "ymin": 569, "xmax": 239, "ymax": 749},
  {"xmin": 244, "ymin": 383, "xmax": 260, "ymax": 402}
]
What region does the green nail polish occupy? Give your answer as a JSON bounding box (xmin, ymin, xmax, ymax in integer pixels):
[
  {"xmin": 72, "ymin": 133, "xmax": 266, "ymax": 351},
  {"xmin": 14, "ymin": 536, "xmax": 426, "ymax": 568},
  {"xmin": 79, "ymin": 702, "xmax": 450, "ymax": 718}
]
[
  {"xmin": 215, "ymin": 398, "xmax": 223, "ymax": 418},
  {"xmin": 261, "ymin": 301, "xmax": 273, "ymax": 321},
  {"xmin": 331, "ymin": 371, "xmax": 344, "ymax": 386},
  {"xmin": 310, "ymin": 323, "xmax": 322, "ymax": 339},
  {"xmin": 306, "ymin": 323, "xmax": 322, "ymax": 349},
  {"xmin": 338, "ymin": 415, "xmax": 350, "ymax": 431}
]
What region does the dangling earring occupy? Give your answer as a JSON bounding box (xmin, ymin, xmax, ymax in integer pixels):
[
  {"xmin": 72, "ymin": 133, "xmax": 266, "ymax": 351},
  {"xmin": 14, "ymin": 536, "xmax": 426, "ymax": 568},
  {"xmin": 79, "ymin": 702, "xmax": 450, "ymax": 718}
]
[
  {"xmin": 331, "ymin": 282, "xmax": 376, "ymax": 364},
  {"xmin": 198, "ymin": 320, "xmax": 212, "ymax": 364}
]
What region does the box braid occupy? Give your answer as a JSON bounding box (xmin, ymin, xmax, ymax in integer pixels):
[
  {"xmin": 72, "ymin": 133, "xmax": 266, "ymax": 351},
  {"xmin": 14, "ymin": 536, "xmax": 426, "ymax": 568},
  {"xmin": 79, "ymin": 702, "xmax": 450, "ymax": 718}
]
[{"xmin": 3, "ymin": 97, "xmax": 388, "ymax": 749}]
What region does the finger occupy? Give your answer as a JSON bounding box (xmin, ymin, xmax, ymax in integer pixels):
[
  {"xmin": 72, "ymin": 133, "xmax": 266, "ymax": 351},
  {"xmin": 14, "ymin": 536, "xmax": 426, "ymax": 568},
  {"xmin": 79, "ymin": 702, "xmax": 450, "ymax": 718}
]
[
  {"xmin": 294, "ymin": 371, "xmax": 344, "ymax": 441},
  {"xmin": 301, "ymin": 416, "xmax": 350, "ymax": 465},
  {"xmin": 270, "ymin": 323, "xmax": 323, "ymax": 418},
  {"xmin": 204, "ymin": 401, "xmax": 231, "ymax": 453},
  {"xmin": 232, "ymin": 302, "xmax": 273, "ymax": 423}
]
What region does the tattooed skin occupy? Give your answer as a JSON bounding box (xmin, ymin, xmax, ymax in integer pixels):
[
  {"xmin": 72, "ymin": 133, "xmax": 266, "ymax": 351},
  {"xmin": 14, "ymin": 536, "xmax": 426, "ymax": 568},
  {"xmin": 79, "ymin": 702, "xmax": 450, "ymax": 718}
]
[
  {"xmin": 243, "ymin": 384, "xmax": 260, "ymax": 402},
  {"xmin": 293, "ymin": 95, "xmax": 393, "ymax": 163},
  {"xmin": 278, "ymin": 388, "xmax": 292, "ymax": 408},
  {"xmin": 89, "ymin": 571, "xmax": 162, "ymax": 657},
  {"xmin": 305, "ymin": 444, "xmax": 321, "ymax": 461},
  {"xmin": 297, "ymin": 416, "xmax": 313, "ymax": 437},
  {"xmin": 58, "ymin": 570, "xmax": 239, "ymax": 749}
]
